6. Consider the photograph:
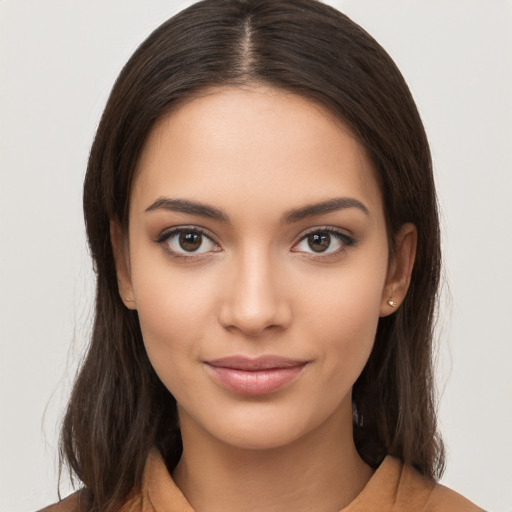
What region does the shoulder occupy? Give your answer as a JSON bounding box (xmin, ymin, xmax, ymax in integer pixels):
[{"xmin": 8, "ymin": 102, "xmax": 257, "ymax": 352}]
[
  {"xmin": 36, "ymin": 490, "xmax": 143, "ymax": 512},
  {"xmin": 397, "ymin": 462, "xmax": 485, "ymax": 511},
  {"xmin": 425, "ymin": 483, "xmax": 486, "ymax": 512},
  {"xmin": 360, "ymin": 456, "xmax": 485, "ymax": 511},
  {"xmin": 37, "ymin": 492, "xmax": 81, "ymax": 512}
]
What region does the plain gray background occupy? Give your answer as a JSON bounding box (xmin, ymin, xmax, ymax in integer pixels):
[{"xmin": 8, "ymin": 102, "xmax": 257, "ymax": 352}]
[{"xmin": 1, "ymin": 1, "xmax": 511, "ymax": 511}]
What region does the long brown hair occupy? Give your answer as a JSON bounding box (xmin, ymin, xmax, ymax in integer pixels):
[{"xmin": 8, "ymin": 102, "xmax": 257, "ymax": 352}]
[{"xmin": 61, "ymin": 1, "xmax": 444, "ymax": 510}]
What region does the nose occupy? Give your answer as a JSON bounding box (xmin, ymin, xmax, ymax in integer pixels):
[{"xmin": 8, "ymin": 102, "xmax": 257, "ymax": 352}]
[{"xmin": 218, "ymin": 249, "xmax": 291, "ymax": 337}]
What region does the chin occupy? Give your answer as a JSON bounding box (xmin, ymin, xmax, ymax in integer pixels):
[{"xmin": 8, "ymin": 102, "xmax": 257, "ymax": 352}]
[
  {"xmin": 188, "ymin": 402, "xmax": 337, "ymax": 452},
  {"xmin": 211, "ymin": 423, "xmax": 309, "ymax": 451}
]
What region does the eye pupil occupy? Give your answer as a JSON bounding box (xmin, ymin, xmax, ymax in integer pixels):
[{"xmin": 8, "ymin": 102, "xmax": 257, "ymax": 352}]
[
  {"xmin": 179, "ymin": 232, "xmax": 202, "ymax": 251},
  {"xmin": 308, "ymin": 233, "xmax": 331, "ymax": 252}
]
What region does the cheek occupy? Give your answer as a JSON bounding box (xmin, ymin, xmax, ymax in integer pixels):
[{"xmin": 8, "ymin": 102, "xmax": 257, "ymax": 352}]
[
  {"xmin": 130, "ymin": 258, "xmax": 219, "ymax": 384},
  {"xmin": 316, "ymin": 289, "xmax": 380, "ymax": 368},
  {"xmin": 298, "ymin": 258, "xmax": 387, "ymax": 380}
]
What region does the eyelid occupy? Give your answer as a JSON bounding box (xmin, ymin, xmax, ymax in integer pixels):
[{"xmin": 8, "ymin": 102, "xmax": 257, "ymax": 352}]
[
  {"xmin": 155, "ymin": 225, "xmax": 221, "ymax": 259},
  {"xmin": 293, "ymin": 226, "xmax": 354, "ymax": 244},
  {"xmin": 291, "ymin": 226, "xmax": 356, "ymax": 255},
  {"xmin": 157, "ymin": 224, "xmax": 206, "ymax": 241},
  {"xmin": 154, "ymin": 224, "xmax": 355, "ymax": 260}
]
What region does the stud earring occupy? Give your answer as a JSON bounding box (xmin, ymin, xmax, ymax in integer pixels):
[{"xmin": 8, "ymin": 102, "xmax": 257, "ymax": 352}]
[
  {"xmin": 387, "ymin": 299, "xmax": 397, "ymax": 307},
  {"xmin": 125, "ymin": 298, "xmax": 135, "ymax": 303}
]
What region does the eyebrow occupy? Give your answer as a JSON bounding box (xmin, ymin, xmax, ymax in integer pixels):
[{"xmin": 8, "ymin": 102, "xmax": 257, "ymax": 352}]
[
  {"xmin": 145, "ymin": 197, "xmax": 229, "ymax": 222},
  {"xmin": 281, "ymin": 197, "xmax": 369, "ymax": 224},
  {"xmin": 145, "ymin": 196, "xmax": 369, "ymax": 224}
]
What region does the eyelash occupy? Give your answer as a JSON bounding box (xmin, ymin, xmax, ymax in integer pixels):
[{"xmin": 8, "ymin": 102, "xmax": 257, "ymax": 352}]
[
  {"xmin": 155, "ymin": 226, "xmax": 220, "ymax": 260},
  {"xmin": 155, "ymin": 226, "xmax": 355, "ymax": 261},
  {"xmin": 292, "ymin": 227, "xmax": 355, "ymax": 259}
]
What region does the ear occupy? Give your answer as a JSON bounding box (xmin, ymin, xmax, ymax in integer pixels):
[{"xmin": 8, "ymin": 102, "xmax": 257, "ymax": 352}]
[
  {"xmin": 110, "ymin": 220, "xmax": 136, "ymax": 310},
  {"xmin": 379, "ymin": 222, "xmax": 417, "ymax": 317}
]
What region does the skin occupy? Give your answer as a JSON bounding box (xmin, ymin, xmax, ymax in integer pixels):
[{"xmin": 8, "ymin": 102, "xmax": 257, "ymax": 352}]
[{"xmin": 112, "ymin": 86, "xmax": 416, "ymax": 512}]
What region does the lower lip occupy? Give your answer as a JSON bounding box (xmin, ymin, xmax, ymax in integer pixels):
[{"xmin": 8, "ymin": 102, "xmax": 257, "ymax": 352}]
[{"xmin": 205, "ymin": 364, "xmax": 306, "ymax": 395}]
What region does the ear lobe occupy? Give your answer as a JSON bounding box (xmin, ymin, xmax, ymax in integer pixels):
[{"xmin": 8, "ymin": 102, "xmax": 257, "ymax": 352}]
[
  {"xmin": 110, "ymin": 220, "xmax": 136, "ymax": 310},
  {"xmin": 380, "ymin": 223, "xmax": 417, "ymax": 316}
]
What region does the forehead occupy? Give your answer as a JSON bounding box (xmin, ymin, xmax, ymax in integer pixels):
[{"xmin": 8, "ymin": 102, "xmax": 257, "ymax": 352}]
[{"xmin": 131, "ymin": 86, "xmax": 383, "ymax": 220}]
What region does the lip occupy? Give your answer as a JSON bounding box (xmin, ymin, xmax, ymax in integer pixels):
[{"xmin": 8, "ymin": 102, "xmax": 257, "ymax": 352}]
[{"xmin": 204, "ymin": 356, "xmax": 308, "ymax": 396}]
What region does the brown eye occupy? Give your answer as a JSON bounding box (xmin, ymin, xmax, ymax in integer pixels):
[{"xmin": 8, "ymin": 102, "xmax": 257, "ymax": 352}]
[
  {"xmin": 307, "ymin": 233, "xmax": 331, "ymax": 252},
  {"xmin": 292, "ymin": 229, "xmax": 354, "ymax": 257},
  {"xmin": 179, "ymin": 232, "xmax": 203, "ymax": 252},
  {"xmin": 160, "ymin": 228, "xmax": 219, "ymax": 256}
]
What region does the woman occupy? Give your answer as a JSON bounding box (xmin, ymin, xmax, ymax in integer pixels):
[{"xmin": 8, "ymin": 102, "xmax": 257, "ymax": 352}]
[{"xmin": 40, "ymin": 0, "xmax": 484, "ymax": 510}]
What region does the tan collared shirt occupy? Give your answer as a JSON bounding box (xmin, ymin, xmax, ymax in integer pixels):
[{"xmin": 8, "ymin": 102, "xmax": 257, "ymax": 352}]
[{"xmin": 40, "ymin": 450, "xmax": 485, "ymax": 511}]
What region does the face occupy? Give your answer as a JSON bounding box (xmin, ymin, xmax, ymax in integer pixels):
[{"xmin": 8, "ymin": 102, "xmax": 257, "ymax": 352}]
[{"xmin": 114, "ymin": 86, "xmax": 413, "ymax": 451}]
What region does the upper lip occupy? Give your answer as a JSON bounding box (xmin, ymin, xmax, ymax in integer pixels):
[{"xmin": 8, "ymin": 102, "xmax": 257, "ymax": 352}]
[{"xmin": 205, "ymin": 356, "xmax": 308, "ymax": 371}]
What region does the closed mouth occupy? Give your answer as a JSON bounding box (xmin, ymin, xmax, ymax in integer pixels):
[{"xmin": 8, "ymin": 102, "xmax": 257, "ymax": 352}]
[
  {"xmin": 204, "ymin": 356, "xmax": 308, "ymax": 395},
  {"xmin": 205, "ymin": 355, "xmax": 307, "ymax": 371}
]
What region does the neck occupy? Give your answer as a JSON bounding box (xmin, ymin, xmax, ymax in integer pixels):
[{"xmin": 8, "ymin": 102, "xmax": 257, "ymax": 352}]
[{"xmin": 172, "ymin": 401, "xmax": 373, "ymax": 512}]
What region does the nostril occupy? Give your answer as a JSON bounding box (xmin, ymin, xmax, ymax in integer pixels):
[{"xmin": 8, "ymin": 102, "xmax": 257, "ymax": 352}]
[
  {"xmin": 217, "ymin": 255, "xmax": 292, "ymax": 335},
  {"xmin": 219, "ymin": 298, "xmax": 292, "ymax": 336}
]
